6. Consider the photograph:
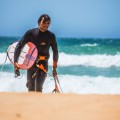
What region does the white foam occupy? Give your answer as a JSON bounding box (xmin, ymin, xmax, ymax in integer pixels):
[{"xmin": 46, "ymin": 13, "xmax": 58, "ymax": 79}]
[
  {"xmin": 80, "ymin": 43, "xmax": 98, "ymax": 47},
  {"xmin": 43, "ymin": 75, "xmax": 120, "ymax": 94},
  {"xmin": 0, "ymin": 72, "xmax": 27, "ymax": 92},
  {"xmin": 49, "ymin": 52, "xmax": 120, "ymax": 68},
  {"xmin": 1, "ymin": 72, "xmax": 120, "ymax": 94}
]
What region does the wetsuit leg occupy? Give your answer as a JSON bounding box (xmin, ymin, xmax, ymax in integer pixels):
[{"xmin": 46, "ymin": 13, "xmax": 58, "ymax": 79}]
[
  {"xmin": 26, "ymin": 66, "xmax": 37, "ymax": 91},
  {"xmin": 35, "ymin": 70, "xmax": 47, "ymax": 92},
  {"xmin": 35, "ymin": 61, "xmax": 48, "ymax": 92}
]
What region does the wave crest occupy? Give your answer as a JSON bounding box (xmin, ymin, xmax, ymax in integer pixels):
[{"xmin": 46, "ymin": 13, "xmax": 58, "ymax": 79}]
[{"xmin": 49, "ymin": 52, "xmax": 120, "ymax": 68}]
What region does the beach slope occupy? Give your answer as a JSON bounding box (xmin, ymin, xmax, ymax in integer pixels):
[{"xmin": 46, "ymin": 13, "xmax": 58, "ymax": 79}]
[{"xmin": 0, "ymin": 92, "xmax": 120, "ymax": 120}]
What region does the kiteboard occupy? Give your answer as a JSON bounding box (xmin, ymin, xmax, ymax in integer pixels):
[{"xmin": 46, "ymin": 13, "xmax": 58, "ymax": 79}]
[{"xmin": 7, "ymin": 42, "xmax": 38, "ymax": 69}]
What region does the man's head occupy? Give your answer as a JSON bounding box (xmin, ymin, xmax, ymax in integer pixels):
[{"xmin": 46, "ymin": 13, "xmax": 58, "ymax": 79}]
[{"xmin": 38, "ymin": 14, "xmax": 51, "ymax": 32}]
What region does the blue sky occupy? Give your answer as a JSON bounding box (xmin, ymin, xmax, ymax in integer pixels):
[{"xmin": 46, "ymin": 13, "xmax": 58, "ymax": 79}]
[{"xmin": 0, "ymin": 0, "xmax": 120, "ymax": 38}]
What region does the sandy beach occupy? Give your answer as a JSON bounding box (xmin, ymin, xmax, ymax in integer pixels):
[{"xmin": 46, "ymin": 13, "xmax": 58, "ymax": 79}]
[{"xmin": 0, "ymin": 92, "xmax": 120, "ymax": 120}]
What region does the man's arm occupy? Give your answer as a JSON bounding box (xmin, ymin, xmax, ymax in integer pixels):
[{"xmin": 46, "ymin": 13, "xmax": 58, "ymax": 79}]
[
  {"xmin": 51, "ymin": 33, "xmax": 58, "ymax": 68},
  {"xmin": 50, "ymin": 33, "xmax": 59, "ymax": 76}
]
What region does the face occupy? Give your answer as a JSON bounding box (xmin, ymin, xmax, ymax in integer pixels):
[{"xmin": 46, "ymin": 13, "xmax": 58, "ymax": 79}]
[{"xmin": 38, "ymin": 17, "xmax": 50, "ymax": 32}]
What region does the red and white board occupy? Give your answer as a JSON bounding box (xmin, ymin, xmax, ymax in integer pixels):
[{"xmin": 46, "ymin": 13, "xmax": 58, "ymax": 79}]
[{"xmin": 7, "ymin": 42, "xmax": 38, "ymax": 69}]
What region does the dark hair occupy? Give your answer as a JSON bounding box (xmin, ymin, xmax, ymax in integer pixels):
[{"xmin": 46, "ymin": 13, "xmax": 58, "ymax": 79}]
[{"xmin": 38, "ymin": 14, "xmax": 51, "ymax": 24}]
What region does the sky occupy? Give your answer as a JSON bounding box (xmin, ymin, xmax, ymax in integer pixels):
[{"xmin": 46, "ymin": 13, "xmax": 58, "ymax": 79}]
[{"xmin": 0, "ymin": 0, "xmax": 120, "ymax": 38}]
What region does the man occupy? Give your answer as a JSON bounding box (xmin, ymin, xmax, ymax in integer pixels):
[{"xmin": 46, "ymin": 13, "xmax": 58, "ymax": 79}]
[{"xmin": 14, "ymin": 14, "xmax": 58, "ymax": 92}]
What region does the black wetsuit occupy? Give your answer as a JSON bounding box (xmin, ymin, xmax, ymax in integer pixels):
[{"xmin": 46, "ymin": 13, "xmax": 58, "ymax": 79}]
[{"xmin": 14, "ymin": 28, "xmax": 58, "ymax": 92}]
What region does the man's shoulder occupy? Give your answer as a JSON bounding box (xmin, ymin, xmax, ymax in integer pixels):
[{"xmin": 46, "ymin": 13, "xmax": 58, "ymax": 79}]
[
  {"xmin": 47, "ymin": 30, "xmax": 55, "ymax": 37},
  {"xmin": 25, "ymin": 28, "xmax": 39, "ymax": 36},
  {"xmin": 27, "ymin": 28, "xmax": 38, "ymax": 33}
]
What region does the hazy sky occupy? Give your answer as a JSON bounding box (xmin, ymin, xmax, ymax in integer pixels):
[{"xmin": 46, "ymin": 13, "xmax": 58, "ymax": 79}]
[{"xmin": 0, "ymin": 0, "xmax": 120, "ymax": 38}]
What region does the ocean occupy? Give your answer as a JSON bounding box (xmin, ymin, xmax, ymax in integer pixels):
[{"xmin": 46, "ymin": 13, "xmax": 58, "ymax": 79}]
[{"xmin": 0, "ymin": 36, "xmax": 120, "ymax": 94}]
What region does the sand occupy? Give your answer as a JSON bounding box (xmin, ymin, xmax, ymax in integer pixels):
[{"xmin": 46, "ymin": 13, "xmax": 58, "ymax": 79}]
[{"xmin": 0, "ymin": 92, "xmax": 120, "ymax": 120}]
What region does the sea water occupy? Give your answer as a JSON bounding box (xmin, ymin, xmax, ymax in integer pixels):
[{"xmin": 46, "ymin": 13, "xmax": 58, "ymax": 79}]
[{"xmin": 0, "ymin": 36, "xmax": 120, "ymax": 94}]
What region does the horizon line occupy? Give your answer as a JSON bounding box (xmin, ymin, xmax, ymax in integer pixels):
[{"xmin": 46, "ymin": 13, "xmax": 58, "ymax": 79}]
[{"xmin": 0, "ymin": 35, "xmax": 120, "ymax": 39}]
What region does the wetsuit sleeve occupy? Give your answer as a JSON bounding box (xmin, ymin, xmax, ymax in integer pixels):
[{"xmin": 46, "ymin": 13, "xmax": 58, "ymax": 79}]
[
  {"xmin": 50, "ymin": 33, "xmax": 59, "ymax": 68},
  {"xmin": 14, "ymin": 30, "xmax": 31, "ymax": 63}
]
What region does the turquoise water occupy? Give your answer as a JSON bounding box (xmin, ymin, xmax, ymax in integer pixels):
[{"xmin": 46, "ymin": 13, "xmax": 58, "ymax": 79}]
[
  {"xmin": 57, "ymin": 38, "xmax": 120, "ymax": 55},
  {"xmin": 0, "ymin": 36, "xmax": 120, "ymax": 93}
]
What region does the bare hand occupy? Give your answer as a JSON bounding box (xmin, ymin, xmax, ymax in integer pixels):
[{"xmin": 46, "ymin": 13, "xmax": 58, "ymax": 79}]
[
  {"xmin": 14, "ymin": 62, "xmax": 20, "ymax": 70},
  {"xmin": 52, "ymin": 68, "xmax": 57, "ymax": 77}
]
